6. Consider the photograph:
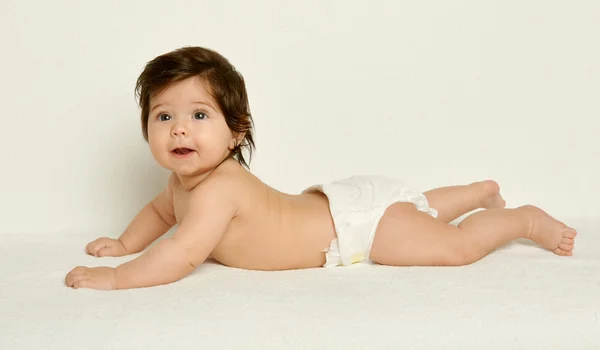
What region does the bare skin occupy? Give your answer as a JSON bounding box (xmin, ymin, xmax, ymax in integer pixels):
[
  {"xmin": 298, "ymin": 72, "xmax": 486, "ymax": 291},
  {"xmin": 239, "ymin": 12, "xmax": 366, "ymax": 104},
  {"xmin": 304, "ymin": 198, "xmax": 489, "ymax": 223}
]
[
  {"xmin": 83, "ymin": 159, "xmax": 338, "ymax": 271},
  {"xmin": 370, "ymin": 181, "xmax": 576, "ymax": 266},
  {"xmin": 65, "ymin": 77, "xmax": 577, "ymax": 290},
  {"xmin": 66, "ymin": 161, "xmax": 577, "ymax": 290},
  {"xmin": 422, "ymin": 180, "xmax": 506, "ymax": 224}
]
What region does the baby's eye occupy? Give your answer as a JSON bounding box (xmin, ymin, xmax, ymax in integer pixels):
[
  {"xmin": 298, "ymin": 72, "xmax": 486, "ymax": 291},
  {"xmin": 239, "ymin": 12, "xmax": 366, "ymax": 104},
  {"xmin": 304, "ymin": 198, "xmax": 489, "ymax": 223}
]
[
  {"xmin": 194, "ymin": 112, "xmax": 207, "ymax": 120},
  {"xmin": 158, "ymin": 114, "xmax": 171, "ymax": 121}
]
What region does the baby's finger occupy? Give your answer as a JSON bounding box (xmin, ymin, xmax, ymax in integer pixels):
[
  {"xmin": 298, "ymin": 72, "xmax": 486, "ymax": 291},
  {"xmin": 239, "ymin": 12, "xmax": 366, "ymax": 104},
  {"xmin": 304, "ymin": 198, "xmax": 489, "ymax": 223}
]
[
  {"xmin": 66, "ymin": 268, "xmax": 88, "ymax": 287},
  {"xmin": 89, "ymin": 239, "xmax": 110, "ymax": 256},
  {"xmin": 85, "ymin": 242, "xmax": 96, "ymax": 255},
  {"xmin": 70, "ymin": 273, "xmax": 89, "ymax": 285},
  {"xmin": 89, "ymin": 245, "xmax": 102, "ymax": 257},
  {"xmin": 65, "ymin": 270, "xmax": 79, "ymax": 287},
  {"xmin": 65, "ymin": 272, "xmax": 73, "ymax": 287},
  {"xmin": 97, "ymin": 246, "xmax": 113, "ymax": 257},
  {"xmin": 69, "ymin": 266, "xmax": 87, "ymax": 275},
  {"xmin": 86, "ymin": 239, "xmax": 102, "ymax": 255},
  {"xmin": 73, "ymin": 280, "xmax": 89, "ymax": 289}
]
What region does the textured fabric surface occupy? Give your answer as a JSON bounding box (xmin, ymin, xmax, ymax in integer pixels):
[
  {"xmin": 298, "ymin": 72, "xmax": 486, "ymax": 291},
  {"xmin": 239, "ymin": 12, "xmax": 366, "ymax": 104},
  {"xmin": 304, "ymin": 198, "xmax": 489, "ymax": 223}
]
[{"xmin": 1, "ymin": 219, "xmax": 599, "ymax": 349}]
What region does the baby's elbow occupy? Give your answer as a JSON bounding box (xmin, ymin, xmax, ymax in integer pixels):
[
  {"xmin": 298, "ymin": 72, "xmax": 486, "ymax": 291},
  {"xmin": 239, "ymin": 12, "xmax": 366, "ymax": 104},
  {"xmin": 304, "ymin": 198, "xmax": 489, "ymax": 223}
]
[
  {"xmin": 185, "ymin": 254, "xmax": 207, "ymax": 270},
  {"xmin": 180, "ymin": 246, "xmax": 206, "ymax": 271}
]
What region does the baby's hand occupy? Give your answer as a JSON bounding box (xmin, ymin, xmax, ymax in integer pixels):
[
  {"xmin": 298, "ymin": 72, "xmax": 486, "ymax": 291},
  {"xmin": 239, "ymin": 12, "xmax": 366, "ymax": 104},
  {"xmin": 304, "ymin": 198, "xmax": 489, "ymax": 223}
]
[
  {"xmin": 65, "ymin": 266, "xmax": 116, "ymax": 290},
  {"xmin": 86, "ymin": 237, "xmax": 128, "ymax": 257}
]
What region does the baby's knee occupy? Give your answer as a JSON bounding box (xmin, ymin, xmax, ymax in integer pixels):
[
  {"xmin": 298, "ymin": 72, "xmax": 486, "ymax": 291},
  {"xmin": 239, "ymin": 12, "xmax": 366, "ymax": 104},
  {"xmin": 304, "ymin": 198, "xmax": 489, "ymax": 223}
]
[{"xmin": 442, "ymin": 242, "xmax": 479, "ymax": 266}]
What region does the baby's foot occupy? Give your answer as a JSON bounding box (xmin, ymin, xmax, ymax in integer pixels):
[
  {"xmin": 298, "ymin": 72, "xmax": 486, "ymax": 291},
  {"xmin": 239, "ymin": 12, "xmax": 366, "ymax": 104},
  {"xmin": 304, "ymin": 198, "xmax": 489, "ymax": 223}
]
[
  {"xmin": 522, "ymin": 205, "xmax": 577, "ymax": 256},
  {"xmin": 476, "ymin": 180, "xmax": 506, "ymax": 209}
]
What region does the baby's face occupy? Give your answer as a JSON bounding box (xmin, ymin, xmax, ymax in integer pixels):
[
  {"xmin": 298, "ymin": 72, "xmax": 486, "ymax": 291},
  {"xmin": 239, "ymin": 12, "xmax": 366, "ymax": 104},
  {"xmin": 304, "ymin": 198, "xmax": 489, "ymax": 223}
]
[{"xmin": 147, "ymin": 76, "xmax": 237, "ymax": 176}]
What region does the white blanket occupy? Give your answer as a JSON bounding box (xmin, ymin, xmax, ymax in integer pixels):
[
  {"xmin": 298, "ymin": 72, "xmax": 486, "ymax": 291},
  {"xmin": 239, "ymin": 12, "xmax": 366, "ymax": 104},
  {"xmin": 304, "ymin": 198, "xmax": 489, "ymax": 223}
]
[{"xmin": 1, "ymin": 220, "xmax": 599, "ymax": 349}]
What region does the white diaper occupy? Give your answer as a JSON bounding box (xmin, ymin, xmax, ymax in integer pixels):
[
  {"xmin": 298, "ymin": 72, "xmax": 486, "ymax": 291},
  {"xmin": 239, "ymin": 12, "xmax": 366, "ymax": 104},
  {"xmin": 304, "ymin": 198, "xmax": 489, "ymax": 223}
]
[{"xmin": 303, "ymin": 175, "xmax": 438, "ymax": 267}]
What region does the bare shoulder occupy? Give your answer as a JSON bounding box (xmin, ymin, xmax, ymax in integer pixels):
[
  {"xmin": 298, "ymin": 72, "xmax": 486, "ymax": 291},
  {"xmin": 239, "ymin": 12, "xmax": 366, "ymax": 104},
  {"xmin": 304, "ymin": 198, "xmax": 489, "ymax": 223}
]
[{"xmin": 187, "ymin": 160, "xmax": 250, "ymax": 214}]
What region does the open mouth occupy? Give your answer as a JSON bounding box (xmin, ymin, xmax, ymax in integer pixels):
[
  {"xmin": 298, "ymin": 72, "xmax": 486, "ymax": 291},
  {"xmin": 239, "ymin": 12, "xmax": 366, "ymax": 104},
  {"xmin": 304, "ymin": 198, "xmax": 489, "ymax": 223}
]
[{"xmin": 171, "ymin": 148, "xmax": 195, "ymax": 156}]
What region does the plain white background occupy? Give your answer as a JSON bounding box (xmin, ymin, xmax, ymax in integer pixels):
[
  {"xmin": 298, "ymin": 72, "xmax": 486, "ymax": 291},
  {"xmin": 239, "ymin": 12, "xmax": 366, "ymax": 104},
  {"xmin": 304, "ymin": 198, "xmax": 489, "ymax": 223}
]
[{"xmin": 0, "ymin": 0, "xmax": 598, "ymax": 235}]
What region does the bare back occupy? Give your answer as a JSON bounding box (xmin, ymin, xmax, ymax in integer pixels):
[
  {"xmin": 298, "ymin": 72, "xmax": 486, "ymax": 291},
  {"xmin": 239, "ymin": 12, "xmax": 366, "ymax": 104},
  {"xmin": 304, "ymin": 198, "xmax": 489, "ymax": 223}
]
[{"xmin": 171, "ymin": 158, "xmax": 337, "ymax": 270}]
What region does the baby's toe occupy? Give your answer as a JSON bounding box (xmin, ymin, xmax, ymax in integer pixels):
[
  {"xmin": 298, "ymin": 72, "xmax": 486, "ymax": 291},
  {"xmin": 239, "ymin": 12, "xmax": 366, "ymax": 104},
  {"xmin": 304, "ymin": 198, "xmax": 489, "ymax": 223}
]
[
  {"xmin": 558, "ymin": 243, "xmax": 573, "ymax": 251},
  {"xmin": 553, "ymin": 247, "xmax": 571, "ymax": 256},
  {"xmin": 563, "ymin": 229, "xmax": 577, "ymax": 239},
  {"xmin": 562, "ymin": 237, "xmax": 574, "ymax": 245}
]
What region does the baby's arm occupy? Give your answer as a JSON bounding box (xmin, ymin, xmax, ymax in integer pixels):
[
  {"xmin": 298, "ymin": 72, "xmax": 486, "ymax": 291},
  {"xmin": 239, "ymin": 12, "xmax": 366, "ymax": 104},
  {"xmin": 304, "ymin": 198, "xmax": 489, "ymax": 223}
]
[
  {"xmin": 117, "ymin": 179, "xmax": 176, "ymax": 254},
  {"xmin": 86, "ymin": 174, "xmax": 177, "ymax": 257},
  {"xmin": 112, "ymin": 178, "xmax": 237, "ymax": 289}
]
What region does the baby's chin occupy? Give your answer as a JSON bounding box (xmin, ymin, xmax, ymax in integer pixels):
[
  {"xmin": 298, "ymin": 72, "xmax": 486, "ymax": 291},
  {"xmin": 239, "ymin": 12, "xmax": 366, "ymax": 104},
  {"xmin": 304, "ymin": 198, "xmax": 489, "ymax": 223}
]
[
  {"xmin": 155, "ymin": 154, "xmax": 224, "ymax": 177},
  {"xmin": 170, "ymin": 164, "xmax": 216, "ymax": 178},
  {"xmin": 153, "ymin": 156, "xmax": 196, "ymax": 173},
  {"xmin": 170, "ymin": 167, "xmax": 204, "ymax": 177}
]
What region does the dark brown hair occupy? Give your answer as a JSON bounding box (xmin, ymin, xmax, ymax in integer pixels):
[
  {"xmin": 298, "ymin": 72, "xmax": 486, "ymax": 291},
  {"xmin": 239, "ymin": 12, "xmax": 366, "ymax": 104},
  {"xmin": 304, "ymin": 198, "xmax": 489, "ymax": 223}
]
[{"xmin": 135, "ymin": 46, "xmax": 255, "ymax": 169}]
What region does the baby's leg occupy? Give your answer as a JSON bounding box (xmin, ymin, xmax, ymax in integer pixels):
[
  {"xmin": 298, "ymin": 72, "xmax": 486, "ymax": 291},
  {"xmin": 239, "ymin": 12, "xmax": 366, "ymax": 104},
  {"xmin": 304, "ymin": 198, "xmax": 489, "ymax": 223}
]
[
  {"xmin": 423, "ymin": 180, "xmax": 506, "ymax": 223},
  {"xmin": 370, "ymin": 203, "xmax": 576, "ymax": 267}
]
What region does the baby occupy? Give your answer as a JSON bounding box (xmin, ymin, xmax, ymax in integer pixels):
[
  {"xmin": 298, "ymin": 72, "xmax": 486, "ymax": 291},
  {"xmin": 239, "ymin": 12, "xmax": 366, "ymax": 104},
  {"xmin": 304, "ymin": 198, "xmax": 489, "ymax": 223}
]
[{"xmin": 65, "ymin": 46, "xmax": 577, "ymax": 290}]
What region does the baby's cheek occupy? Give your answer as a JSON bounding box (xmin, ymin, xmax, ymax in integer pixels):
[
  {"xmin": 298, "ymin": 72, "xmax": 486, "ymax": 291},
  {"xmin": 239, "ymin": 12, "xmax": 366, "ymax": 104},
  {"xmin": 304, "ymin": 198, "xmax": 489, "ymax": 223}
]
[{"xmin": 148, "ymin": 140, "xmax": 169, "ymax": 165}]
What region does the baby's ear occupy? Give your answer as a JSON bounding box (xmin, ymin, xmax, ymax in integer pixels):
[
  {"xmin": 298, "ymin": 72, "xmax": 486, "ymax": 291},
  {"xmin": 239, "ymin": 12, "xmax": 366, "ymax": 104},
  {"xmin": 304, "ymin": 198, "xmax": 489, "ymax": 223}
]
[{"xmin": 230, "ymin": 132, "xmax": 246, "ymax": 149}]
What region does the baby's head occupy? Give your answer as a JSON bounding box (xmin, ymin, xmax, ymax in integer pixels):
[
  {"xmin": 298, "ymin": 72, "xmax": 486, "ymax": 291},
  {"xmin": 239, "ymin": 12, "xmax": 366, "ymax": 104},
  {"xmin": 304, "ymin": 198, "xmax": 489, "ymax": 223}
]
[{"xmin": 135, "ymin": 46, "xmax": 255, "ymax": 174}]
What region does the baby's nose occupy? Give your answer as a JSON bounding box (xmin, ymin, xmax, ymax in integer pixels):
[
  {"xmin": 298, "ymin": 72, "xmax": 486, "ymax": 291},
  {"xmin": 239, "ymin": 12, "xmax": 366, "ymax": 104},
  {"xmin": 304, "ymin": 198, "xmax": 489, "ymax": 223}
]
[{"xmin": 172, "ymin": 125, "xmax": 187, "ymax": 136}]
